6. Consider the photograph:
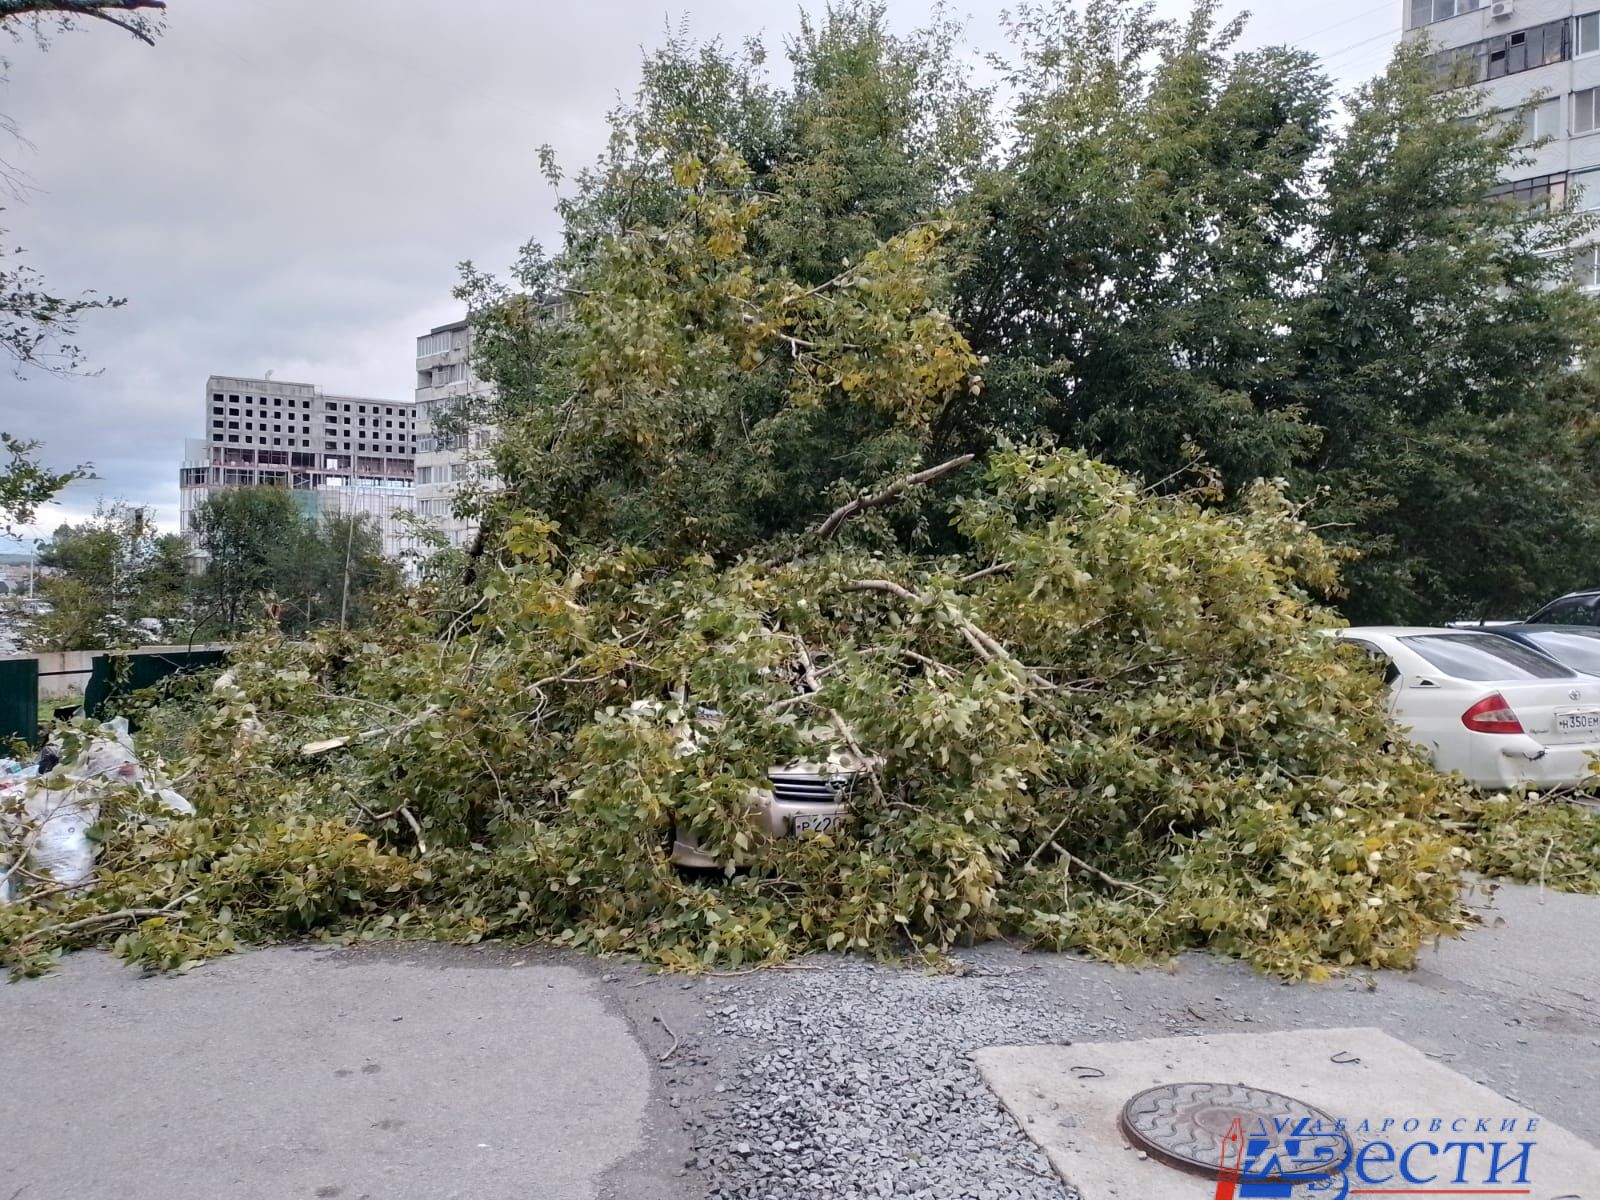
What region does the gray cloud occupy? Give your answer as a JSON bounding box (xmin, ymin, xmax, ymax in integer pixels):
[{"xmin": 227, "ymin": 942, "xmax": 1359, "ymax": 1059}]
[{"xmin": 0, "ymin": 0, "xmax": 1397, "ymax": 544}]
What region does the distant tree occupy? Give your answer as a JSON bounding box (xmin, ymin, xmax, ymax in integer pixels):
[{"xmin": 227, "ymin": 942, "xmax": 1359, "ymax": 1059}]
[
  {"xmin": 17, "ymin": 500, "xmax": 182, "ymax": 649},
  {"xmin": 190, "ymin": 487, "xmax": 396, "ymax": 636},
  {"xmin": 1285, "ymin": 43, "xmax": 1600, "ymax": 622},
  {"xmin": 957, "ymin": 3, "xmax": 1600, "ymax": 622},
  {"xmin": 272, "ymin": 512, "xmax": 398, "ymax": 633},
  {"xmin": 190, "ymin": 488, "xmax": 303, "ymax": 635}
]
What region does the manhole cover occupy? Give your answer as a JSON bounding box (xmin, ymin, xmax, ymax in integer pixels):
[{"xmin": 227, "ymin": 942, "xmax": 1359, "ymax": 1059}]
[{"xmin": 1119, "ymin": 1082, "xmax": 1342, "ymax": 1180}]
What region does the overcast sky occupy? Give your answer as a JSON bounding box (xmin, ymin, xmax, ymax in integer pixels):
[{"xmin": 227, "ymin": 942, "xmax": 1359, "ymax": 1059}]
[{"xmin": 0, "ymin": 0, "xmax": 1400, "ymax": 547}]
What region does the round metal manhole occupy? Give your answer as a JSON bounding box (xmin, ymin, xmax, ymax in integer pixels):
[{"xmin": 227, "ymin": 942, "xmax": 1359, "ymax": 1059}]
[{"xmin": 1119, "ymin": 1082, "xmax": 1342, "ymax": 1180}]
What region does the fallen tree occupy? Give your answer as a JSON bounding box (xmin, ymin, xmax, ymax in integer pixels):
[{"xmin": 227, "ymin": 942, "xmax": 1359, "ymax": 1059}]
[{"xmin": 2, "ymin": 447, "xmax": 1512, "ymax": 979}]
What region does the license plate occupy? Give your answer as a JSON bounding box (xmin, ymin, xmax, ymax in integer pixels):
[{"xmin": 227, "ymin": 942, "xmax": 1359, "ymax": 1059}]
[
  {"xmin": 1555, "ymin": 708, "xmax": 1600, "ymax": 737},
  {"xmin": 792, "ymin": 811, "xmax": 848, "ymax": 836}
]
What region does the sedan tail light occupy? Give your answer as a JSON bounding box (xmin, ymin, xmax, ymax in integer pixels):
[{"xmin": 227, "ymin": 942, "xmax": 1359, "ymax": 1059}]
[{"xmin": 1462, "ymin": 693, "xmax": 1526, "ymax": 735}]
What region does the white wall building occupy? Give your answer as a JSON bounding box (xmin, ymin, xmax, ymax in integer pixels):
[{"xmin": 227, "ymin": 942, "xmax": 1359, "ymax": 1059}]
[
  {"xmin": 413, "ymin": 318, "xmax": 497, "ymax": 549},
  {"xmin": 180, "ymin": 375, "xmax": 418, "ymax": 560},
  {"xmin": 1407, "ymin": 0, "xmax": 1600, "ymax": 281}
]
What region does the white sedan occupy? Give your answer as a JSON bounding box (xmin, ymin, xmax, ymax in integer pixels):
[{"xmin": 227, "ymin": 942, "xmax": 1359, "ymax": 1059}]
[{"xmin": 1338, "ymin": 627, "xmax": 1600, "ymax": 790}]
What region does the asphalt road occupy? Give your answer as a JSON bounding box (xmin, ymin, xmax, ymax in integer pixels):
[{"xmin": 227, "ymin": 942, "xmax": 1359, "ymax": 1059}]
[
  {"xmin": 1, "ymin": 879, "xmax": 1595, "ymax": 1199},
  {"xmin": 0, "ymin": 945, "xmax": 682, "ymax": 1200}
]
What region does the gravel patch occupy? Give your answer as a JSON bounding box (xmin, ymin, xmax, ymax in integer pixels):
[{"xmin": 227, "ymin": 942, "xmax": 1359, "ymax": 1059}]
[{"xmin": 681, "ymin": 957, "xmax": 1126, "ymax": 1200}]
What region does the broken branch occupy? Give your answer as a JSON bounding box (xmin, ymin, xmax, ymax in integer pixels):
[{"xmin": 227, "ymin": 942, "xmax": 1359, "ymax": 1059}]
[
  {"xmin": 815, "ymin": 454, "xmax": 975, "ymax": 541},
  {"xmin": 765, "ymin": 454, "xmax": 976, "ymax": 568},
  {"xmin": 1053, "ymin": 843, "xmax": 1162, "ymax": 904}
]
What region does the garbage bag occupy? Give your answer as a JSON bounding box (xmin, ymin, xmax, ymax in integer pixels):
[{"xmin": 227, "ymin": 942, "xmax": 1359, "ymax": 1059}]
[{"xmin": 1, "ymin": 718, "xmax": 192, "ymax": 901}]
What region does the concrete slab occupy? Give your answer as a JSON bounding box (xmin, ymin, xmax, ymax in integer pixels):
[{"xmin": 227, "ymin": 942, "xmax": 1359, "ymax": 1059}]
[
  {"xmin": 974, "ymin": 1027, "xmax": 1600, "ymax": 1200},
  {"xmin": 0, "ymin": 945, "xmax": 659, "ymax": 1200}
]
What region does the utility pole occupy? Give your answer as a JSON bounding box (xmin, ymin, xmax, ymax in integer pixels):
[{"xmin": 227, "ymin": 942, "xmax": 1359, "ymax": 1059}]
[{"xmin": 339, "ymin": 510, "xmax": 355, "ymax": 632}]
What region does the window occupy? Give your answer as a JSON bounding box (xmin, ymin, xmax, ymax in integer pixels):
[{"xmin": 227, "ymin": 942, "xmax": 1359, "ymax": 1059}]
[
  {"xmin": 325, "ymin": 441, "xmax": 337, "ymax": 451},
  {"xmin": 417, "ymin": 330, "xmax": 455, "ymax": 357},
  {"xmin": 1489, "ymin": 172, "xmax": 1569, "ymax": 209},
  {"xmin": 1581, "ymin": 12, "xmax": 1600, "ymax": 56},
  {"xmin": 212, "ymin": 420, "xmax": 223, "ymax": 429},
  {"xmin": 1400, "ymin": 634, "xmax": 1576, "ymax": 680},
  {"xmin": 1411, "ymin": 0, "xmax": 1483, "ymax": 27},
  {"xmin": 1533, "ymin": 594, "xmax": 1600, "ymax": 623},
  {"xmin": 228, "ymin": 407, "xmax": 239, "ymax": 416},
  {"xmin": 227, "ymin": 435, "xmax": 239, "ymax": 443},
  {"xmin": 1521, "ymin": 630, "xmax": 1600, "ymax": 671},
  {"xmin": 1432, "ymin": 20, "xmax": 1570, "ymax": 87},
  {"xmin": 227, "ymin": 421, "xmax": 239, "ymax": 429},
  {"xmin": 1577, "ymin": 169, "xmax": 1600, "ymax": 210},
  {"xmin": 1575, "ymin": 244, "xmax": 1600, "ymax": 289},
  {"xmin": 1339, "ymin": 639, "xmax": 1402, "ymax": 686},
  {"xmin": 1578, "ymin": 88, "xmax": 1600, "ymax": 135},
  {"xmin": 1515, "ymin": 97, "xmax": 1562, "ymax": 145}
]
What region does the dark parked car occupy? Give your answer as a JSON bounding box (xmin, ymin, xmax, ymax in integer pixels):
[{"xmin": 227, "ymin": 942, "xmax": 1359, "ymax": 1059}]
[
  {"xmin": 1525, "ymin": 590, "xmax": 1600, "ymax": 627},
  {"xmin": 1477, "ymin": 624, "xmax": 1600, "ymax": 677}
]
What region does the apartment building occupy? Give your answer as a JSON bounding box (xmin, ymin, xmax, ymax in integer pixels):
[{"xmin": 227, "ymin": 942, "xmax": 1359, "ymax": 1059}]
[
  {"xmin": 413, "ymin": 319, "xmax": 497, "ymax": 549},
  {"xmin": 1407, "ymin": 0, "xmax": 1600, "ymax": 282},
  {"xmin": 180, "ymin": 374, "xmax": 418, "ymax": 559}
]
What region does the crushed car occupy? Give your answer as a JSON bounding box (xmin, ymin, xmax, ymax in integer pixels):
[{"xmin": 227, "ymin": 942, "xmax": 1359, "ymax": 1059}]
[{"xmin": 628, "ymin": 700, "xmax": 872, "ymax": 868}]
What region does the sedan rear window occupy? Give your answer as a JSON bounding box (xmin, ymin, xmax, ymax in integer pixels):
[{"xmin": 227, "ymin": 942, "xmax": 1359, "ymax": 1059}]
[
  {"xmin": 1519, "ymin": 631, "xmax": 1600, "ymax": 676},
  {"xmin": 1399, "ymin": 634, "xmax": 1576, "ymax": 681}
]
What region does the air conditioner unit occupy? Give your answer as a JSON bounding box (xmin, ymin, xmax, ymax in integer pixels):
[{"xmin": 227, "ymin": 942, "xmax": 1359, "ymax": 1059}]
[{"xmin": 1490, "ymin": 0, "xmax": 1514, "ymax": 20}]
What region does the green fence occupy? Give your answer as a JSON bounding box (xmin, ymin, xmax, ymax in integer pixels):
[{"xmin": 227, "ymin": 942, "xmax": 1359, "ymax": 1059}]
[
  {"xmin": 84, "ymin": 648, "xmax": 228, "ymax": 722},
  {"xmin": 0, "ymin": 655, "xmax": 40, "ymax": 745},
  {"xmin": 1, "ymin": 646, "xmax": 229, "ymax": 745}
]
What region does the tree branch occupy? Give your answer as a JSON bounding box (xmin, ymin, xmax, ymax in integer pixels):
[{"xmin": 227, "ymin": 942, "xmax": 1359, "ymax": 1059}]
[
  {"xmin": 1052, "ymin": 844, "xmax": 1163, "ymax": 905},
  {"xmin": 764, "ymin": 454, "xmax": 976, "ymax": 569},
  {"xmin": 958, "ymin": 561, "xmax": 1014, "ymax": 586},
  {"xmin": 846, "ymin": 578, "xmax": 1021, "ymax": 672},
  {"xmin": 0, "ymin": 1, "xmax": 168, "ymax": 45},
  {"xmin": 816, "ymin": 454, "xmax": 974, "ymax": 541}
]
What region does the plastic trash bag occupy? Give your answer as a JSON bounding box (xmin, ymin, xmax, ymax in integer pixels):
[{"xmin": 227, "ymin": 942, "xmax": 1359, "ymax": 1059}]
[
  {"xmin": 0, "ymin": 757, "xmax": 39, "ymax": 905},
  {"xmin": 1, "ymin": 718, "xmax": 192, "ymax": 902}
]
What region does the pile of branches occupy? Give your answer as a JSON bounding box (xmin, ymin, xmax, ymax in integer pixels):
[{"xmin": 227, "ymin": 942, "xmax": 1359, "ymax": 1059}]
[{"xmin": 9, "ymin": 446, "xmax": 1568, "ymax": 978}]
